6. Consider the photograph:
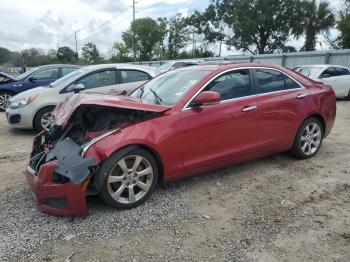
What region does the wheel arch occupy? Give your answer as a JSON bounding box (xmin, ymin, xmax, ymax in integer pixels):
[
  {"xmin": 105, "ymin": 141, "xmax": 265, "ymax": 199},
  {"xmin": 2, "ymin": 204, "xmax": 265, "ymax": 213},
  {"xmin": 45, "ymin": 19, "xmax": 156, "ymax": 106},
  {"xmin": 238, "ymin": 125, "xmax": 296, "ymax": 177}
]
[
  {"xmin": 0, "ymin": 89, "xmax": 17, "ymax": 95},
  {"xmin": 92, "ymin": 143, "xmax": 165, "ymax": 195},
  {"xmin": 304, "ymin": 113, "xmax": 326, "ymax": 135},
  {"xmin": 32, "ymin": 105, "xmax": 57, "ymax": 129}
]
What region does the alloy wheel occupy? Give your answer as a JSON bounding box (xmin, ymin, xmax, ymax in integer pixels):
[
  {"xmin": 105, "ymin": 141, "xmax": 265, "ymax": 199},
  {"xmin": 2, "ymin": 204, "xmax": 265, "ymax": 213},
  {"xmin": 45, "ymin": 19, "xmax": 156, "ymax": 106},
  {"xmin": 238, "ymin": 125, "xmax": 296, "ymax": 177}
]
[
  {"xmin": 40, "ymin": 112, "xmax": 55, "ymax": 131},
  {"xmin": 0, "ymin": 93, "xmax": 12, "ymax": 110},
  {"xmin": 300, "ymin": 122, "xmax": 322, "ymax": 156},
  {"xmin": 107, "ymin": 155, "xmax": 154, "ymax": 204}
]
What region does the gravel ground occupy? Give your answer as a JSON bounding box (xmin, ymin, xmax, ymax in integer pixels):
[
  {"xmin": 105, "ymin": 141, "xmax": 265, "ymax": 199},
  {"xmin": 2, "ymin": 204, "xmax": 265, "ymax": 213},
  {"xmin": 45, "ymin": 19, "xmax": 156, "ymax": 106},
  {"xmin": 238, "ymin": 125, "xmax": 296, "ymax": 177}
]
[{"xmin": 0, "ymin": 101, "xmax": 349, "ymax": 262}]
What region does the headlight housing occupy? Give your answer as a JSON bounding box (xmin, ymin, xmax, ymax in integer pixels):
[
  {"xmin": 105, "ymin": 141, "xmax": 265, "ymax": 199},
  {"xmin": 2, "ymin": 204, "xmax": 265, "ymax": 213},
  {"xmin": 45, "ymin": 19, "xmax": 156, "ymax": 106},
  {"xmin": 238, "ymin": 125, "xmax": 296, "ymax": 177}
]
[{"xmin": 9, "ymin": 94, "xmax": 37, "ymax": 109}]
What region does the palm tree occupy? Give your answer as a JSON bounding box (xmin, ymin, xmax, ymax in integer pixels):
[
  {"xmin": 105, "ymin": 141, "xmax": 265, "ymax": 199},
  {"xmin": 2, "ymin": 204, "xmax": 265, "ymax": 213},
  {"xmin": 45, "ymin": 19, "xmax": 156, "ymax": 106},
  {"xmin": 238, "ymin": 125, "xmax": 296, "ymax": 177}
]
[{"xmin": 296, "ymin": 0, "xmax": 335, "ymax": 51}]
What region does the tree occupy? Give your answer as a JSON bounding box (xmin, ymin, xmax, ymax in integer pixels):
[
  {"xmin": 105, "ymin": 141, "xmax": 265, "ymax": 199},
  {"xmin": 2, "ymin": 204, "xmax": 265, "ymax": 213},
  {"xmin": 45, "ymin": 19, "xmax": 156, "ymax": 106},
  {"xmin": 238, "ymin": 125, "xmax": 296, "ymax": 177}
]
[
  {"xmin": 122, "ymin": 17, "xmax": 165, "ymax": 60},
  {"xmin": 82, "ymin": 43, "xmax": 102, "ymax": 64},
  {"xmin": 213, "ymin": 0, "xmax": 301, "ymax": 54},
  {"xmin": 294, "ymin": 0, "xmax": 335, "ymax": 51},
  {"xmin": 0, "ymin": 47, "xmax": 11, "ymax": 64},
  {"xmin": 161, "ymin": 14, "xmax": 190, "ymax": 59},
  {"xmin": 338, "ymin": 0, "xmax": 350, "ymax": 48},
  {"xmin": 188, "ymin": 4, "xmax": 225, "ymax": 56},
  {"xmin": 56, "ymin": 46, "xmax": 77, "ymax": 63},
  {"xmin": 111, "ymin": 42, "xmax": 132, "ymax": 62}
]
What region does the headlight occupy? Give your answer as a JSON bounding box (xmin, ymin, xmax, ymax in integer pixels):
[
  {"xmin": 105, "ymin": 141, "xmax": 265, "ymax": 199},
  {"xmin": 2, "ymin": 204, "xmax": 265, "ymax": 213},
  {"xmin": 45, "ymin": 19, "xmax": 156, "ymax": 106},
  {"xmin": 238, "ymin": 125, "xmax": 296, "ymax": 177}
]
[{"xmin": 9, "ymin": 94, "xmax": 38, "ymax": 109}]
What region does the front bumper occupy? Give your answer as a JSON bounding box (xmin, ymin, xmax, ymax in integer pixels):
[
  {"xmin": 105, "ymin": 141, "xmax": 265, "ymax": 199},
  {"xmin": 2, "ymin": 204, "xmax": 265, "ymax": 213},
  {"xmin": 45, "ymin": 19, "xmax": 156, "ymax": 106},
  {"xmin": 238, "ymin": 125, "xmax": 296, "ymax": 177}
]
[
  {"xmin": 26, "ymin": 161, "xmax": 89, "ymax": 216},
  {"xmin": 6, "ymin": 106, "xmax": 34, "ymax": 129}
]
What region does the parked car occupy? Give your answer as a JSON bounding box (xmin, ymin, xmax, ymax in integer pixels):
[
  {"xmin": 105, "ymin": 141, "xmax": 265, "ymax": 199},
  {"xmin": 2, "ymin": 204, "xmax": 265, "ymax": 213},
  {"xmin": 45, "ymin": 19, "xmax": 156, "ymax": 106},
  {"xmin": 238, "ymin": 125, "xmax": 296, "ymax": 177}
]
[
  {"xmin": 294, "ymin": 64, "xmax": 350, "ymax": 98},
  {"xmin": 26, "ymin": 63, "xmax": 336, "ymax": 216},
  {"xmin": 157, "ymin": 60, "xmax": 199, "ymax": 73},
  {"xmin": 0, "ymin": 64, "xmax": 81, "ymax": 111},
  {"xmin": 6, "ymin": 64, "xmax": 159, "ymax": 132}
]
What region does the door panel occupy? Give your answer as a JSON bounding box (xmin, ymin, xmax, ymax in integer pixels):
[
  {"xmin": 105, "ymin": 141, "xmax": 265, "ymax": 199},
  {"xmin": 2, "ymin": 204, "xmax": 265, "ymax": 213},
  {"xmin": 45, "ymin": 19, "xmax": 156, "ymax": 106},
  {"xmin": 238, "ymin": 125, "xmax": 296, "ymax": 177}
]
[
  {"xmin": 180, "ymin": 97, "xmax": 258, "ymax": 172},
  {"xmin": 322, "ymin": 75, "xmax": 350, "ymax": 97},
  {"xmin": 254, "ymin": 68, "xmax": 308, "ymax": 154}
]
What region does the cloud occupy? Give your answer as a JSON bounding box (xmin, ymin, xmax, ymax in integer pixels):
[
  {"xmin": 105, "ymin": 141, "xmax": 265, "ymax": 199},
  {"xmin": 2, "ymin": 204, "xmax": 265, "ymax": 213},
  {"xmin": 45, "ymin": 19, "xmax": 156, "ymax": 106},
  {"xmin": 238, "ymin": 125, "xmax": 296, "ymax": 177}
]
[{"xmin": 80, "ymin": 0, "xmax": 128, "ymax": 13}]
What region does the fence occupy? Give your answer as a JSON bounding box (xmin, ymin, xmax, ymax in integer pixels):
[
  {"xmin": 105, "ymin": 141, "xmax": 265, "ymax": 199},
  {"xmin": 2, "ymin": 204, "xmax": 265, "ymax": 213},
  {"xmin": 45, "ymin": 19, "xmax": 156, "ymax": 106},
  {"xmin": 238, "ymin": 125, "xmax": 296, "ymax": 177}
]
[
  {"xmin": 131, "ymin": 49, "xmax": 350, "ymax": 69},
  {"xmin": 1, "ymin": 49, "xmax": 350, "ymax": 74}
]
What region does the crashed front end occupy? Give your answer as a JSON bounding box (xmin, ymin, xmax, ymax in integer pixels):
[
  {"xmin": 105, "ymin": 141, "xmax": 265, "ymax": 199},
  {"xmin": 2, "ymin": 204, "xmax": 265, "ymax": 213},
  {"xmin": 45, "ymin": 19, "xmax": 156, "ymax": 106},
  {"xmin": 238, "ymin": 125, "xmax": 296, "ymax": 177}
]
[{"xmin": 26, "ymin": 102, "xmax": 164, "ymax": 216}]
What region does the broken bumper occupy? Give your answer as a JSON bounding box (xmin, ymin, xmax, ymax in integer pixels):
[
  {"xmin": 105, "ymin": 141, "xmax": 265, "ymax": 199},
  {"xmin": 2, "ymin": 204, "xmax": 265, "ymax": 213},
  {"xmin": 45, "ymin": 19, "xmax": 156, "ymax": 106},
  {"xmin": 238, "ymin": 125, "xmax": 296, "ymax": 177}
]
[{"xmin": 25, "ymin": 160, "xmax": 89, "ymax": 217}]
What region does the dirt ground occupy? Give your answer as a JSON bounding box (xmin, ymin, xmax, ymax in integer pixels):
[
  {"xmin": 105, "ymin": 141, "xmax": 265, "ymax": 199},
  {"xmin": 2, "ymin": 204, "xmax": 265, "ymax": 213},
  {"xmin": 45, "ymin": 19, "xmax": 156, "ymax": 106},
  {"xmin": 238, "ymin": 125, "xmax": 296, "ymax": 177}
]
[{"xmin": 0, "ymin": 101, "xmax": 349, "ymax": 262}]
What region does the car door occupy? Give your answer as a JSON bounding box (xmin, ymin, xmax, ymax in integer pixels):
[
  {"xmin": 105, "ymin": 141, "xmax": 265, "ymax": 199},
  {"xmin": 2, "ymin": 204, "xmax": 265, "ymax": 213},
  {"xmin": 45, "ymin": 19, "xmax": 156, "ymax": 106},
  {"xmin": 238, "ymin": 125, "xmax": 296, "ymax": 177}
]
[
  {"xmin": 180, "ymin": 69, "xmax": 259, "ymax": 172},
  {"xmin": 25, "ymin": 67, "xmax": 59, "ymax": 90},
  {"xmin": 116, "ymin": 69, "xmax": 152, "ymax": 95},
  {"xmin": 320, "ymin": 67, "xmax": 350, "ymax": 97},
  {"xmin": 76, "ymin": 69, "xmax": 119, "ymax": 94},
  {"xmin": 255, "ymin": 68, "xmax": 308, "ymax": 154}
]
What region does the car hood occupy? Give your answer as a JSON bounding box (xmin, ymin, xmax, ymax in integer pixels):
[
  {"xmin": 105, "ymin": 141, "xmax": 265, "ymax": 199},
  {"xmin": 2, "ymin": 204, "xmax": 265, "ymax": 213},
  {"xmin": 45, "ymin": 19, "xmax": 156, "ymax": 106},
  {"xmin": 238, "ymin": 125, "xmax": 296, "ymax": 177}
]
[
  {"xmin": 53, "ymin": 92, "xmax": 171, "ymax": 126},
  {"xmin": 9, "ymin": 86, "xmax": 47, "ymax": 102}
]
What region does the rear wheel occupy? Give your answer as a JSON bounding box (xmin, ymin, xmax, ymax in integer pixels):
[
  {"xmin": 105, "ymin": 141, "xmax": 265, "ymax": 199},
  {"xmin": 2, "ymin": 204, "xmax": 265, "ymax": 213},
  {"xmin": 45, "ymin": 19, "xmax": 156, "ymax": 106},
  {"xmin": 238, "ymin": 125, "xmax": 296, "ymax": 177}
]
[
  {"xmin": 291, "ymin": 117, "xmax": 323, "ymax": 159},
  {"xmin": 33, "ymin": 106, "xmax": 55, "ymax": 132},
  {"xmin": 99, "ymin": 148, "xmax": 159, "ymax": 209},
  {"xmin": 0, "ymin": 91, "xmax": 14, "ymax": 111}
]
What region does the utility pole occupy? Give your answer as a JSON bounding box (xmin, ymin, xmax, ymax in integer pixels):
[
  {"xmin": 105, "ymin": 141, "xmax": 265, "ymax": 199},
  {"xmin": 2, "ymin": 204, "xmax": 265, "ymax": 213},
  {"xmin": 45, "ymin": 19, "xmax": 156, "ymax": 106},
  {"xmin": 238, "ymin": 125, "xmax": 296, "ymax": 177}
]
[
  {"xmin": 74, "ymin": 31, "xmax": 78, "ymax": 59},
  {"xmin": 132, "ymin": 0, "xmax": 136, "ymax": 60}
]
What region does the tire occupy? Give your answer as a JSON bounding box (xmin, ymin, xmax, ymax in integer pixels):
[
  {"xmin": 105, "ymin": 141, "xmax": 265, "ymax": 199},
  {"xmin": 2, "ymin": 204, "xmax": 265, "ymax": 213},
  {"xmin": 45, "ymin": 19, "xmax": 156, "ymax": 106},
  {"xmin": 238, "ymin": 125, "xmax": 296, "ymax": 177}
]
[
  {"xmin": 291, "ymin": 117, "xmax": 324, "ymax": 159},
  {"xmin": 99, "ymin": 148, "xmax": 159, "ymax": 209},
  {"xmin": 33, "ymin": 106, "xmax": 56, "ymax": 132},
  {"xmin": 0, "ymin": 91, "xmax": 15, "ymax": 112}
]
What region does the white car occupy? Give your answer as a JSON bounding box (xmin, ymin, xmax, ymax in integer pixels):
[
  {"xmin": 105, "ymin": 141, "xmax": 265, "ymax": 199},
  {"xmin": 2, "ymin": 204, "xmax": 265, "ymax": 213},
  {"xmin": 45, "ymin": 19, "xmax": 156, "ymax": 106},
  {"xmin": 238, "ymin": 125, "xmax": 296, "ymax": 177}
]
[
  {"xmin": 157, "ymin": 60, "xmax": 199, "ymax": 73},
  {"xmin": 6, "ymin": 64, "xmax": 160, "ymax": 131},
  {"xmin": 294, "ymin": 64, "xmax": 350, "ymax": 98}
]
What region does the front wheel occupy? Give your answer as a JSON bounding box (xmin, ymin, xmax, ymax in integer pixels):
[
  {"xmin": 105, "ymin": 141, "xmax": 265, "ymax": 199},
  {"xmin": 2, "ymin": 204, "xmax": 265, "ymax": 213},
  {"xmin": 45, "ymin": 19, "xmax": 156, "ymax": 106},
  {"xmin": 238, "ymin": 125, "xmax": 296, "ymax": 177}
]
[
  {"xmin": 99, "ymin": 148, "xmax": 159, "ymax": 209},
  {"xmin": 291, "ymin": 117, "xmax": 323, "ymax": 159},
  {"xmin": 0, "ymin": 91, "xmax": 14, "ymax": 111},
  {"xmin": 33, "ymin": 106, "xmax": 55, "ymax": 132}
]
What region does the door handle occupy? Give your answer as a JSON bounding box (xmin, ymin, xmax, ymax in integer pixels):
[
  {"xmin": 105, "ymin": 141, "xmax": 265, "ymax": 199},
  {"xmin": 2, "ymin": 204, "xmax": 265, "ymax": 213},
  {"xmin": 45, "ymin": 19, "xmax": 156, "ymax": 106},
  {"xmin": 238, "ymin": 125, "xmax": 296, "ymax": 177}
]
[
  {"xmin": 242, "ymin": 105, "xmax": 257, "ymax": 112},
  {"xmin": 296, "ymin": 93, "xmax": 307, "ymax": 99}
]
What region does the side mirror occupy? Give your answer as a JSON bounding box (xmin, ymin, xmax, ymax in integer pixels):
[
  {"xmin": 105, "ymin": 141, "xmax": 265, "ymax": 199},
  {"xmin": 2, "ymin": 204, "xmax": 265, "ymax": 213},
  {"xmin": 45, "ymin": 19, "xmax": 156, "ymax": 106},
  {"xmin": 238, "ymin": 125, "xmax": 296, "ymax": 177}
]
[
  {"xmin": 73, "ymin": 83, "xmax": 85, "ymax": 94},
  {"xmin": 192, "ymin": 91, "xmax": 221, "ymax": 107},
  {"xmin": 169, "ymin": 67, "xmax": 176, "ymax": 71},
  {"xmin": 28, "ymin": 76, "xmax": 37, "ymax": 82},
  {"xmin": 320, "ymin": 73, "xmax": 331, "ymax": 78}
]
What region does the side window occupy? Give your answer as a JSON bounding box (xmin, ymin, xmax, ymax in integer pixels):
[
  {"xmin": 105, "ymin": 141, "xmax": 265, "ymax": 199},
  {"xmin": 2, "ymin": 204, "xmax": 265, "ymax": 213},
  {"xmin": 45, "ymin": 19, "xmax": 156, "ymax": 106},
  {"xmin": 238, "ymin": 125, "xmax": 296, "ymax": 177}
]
[
  {"xmin": 32, "ymin": 68, "xmax": 59, "ymax": 80},
  {"xmin": 256, "ymin": 69, "xmax": 285, "ymax": 94},
  {"xmin": 173, "ymin": 62, "xmax": 184, "ymax": 69},
  {"xmin": 284, "ymin": 75, "xmax": 300, "ymax": 90},
  {"xmin": 335, "ymin": 67, "xmax": 350, "ymax": 76},
  {"xmin": 321, "ymin": 67, "xmax": 337, "ymax": 77},
  {"xmin": 62, "ymin": 67, "xmax": 77, "ymax": 76},
  {"xmin": 120, "ymin": 70, "xmax": 150, "ymax": 84},
  {"xmin": 76, "ymin": 70, "xmax": 116, "ymax": 89},
  {"xmin": 203, "ymin": 69, "xmax": 251, "ymax": 100}
]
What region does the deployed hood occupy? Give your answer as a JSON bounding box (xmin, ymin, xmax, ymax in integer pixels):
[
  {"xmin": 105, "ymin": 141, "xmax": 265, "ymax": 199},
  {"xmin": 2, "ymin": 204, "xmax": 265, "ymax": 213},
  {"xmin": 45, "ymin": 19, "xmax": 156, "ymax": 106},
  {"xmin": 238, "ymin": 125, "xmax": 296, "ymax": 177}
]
[
  {"xmin": 53, "ymin": 92, "xmax": 171, "ymax": 127},
  {"xmin": 0, "ymin": 72, "xmax": 17, "ymax": 85}
]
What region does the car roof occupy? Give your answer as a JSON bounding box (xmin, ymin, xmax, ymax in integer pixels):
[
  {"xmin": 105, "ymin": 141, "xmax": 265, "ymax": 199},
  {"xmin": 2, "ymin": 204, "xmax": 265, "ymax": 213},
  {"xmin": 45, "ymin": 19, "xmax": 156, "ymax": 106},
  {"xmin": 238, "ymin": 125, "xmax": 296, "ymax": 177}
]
[
  {"xmin": 36, "ymin": 64, "xmax": 81, "ymax": 68},
  {"xmin": 176, "ymin": 62, "xmax": 288, "ymax": 73},
  {"xmin": 297, "ymin": 64, "xmax": 350, "ymax": 69},
  {"xmin": 75, "ymin": 63, "xmax": 160, "ymax": 77}
]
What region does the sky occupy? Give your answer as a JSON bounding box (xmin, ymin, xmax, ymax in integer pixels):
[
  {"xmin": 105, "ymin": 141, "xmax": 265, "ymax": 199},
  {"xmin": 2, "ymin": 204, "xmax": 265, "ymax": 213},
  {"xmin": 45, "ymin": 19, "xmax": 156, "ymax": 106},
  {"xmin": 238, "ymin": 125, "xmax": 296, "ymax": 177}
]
[
  {"xmin": 0, "ymin": 0, "xmax": 210, "ymax": 56},
  {"xmin": 0, "ymin": 0, "xmax": 344, "ymax": 57}
]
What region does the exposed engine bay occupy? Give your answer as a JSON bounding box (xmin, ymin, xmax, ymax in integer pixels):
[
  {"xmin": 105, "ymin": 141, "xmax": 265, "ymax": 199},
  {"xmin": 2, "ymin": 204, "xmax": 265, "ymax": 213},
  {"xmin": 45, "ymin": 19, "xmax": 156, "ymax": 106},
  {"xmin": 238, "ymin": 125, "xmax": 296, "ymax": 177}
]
[{"xmin": 28, "ymin": 105, "xmax": 161, "ymax": 186}]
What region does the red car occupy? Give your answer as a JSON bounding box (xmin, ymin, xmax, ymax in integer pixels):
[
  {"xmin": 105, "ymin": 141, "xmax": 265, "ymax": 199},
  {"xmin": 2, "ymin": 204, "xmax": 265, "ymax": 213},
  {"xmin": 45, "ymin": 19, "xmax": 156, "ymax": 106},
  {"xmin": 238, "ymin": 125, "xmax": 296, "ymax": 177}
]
[{"xmin": 26, "ymin": 63, "xmax": 336, "ymax": 216}]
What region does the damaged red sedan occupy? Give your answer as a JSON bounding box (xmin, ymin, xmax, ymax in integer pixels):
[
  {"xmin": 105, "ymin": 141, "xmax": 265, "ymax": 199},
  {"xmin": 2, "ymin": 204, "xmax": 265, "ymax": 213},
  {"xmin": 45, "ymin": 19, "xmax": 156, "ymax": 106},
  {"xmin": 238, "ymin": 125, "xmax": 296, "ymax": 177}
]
[{"xmin": 26, "ymin": 63, "xmax": 336, "ymax": 216}]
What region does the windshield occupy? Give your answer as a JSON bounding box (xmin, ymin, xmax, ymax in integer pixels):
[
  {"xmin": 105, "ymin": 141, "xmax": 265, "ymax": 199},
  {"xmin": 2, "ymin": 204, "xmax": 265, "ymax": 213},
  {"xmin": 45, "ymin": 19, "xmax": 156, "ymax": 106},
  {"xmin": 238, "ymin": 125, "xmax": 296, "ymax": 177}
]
[
  {"xmin": 15, "ymin": 67, "xmax": 39, "ymax": 80},
  {"xmin": 48, "ymin": 69, "xmax": 83, "ymax": 88},
  {"xmin": 158, "ymin": 62, "xmax": 173, "ymax": 70},
  {"xmin": 298, "ymin": 66, "xmax": 324, "ymax": 78},
  {"xmin": 131, "ymin": 69, "xmax": 210, "ymax": 105}
]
